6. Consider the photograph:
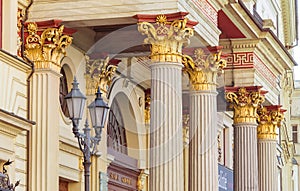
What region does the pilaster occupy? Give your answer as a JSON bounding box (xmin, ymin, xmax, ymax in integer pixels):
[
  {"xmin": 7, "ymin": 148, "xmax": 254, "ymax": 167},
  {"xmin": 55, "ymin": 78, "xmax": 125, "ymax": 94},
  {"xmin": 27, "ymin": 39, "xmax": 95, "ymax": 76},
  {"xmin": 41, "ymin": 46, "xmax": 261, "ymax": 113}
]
[
  {"xmin": 225, "ymin": 86, "xmax": 266, "ymax": 191},
  {"xmin": 136, "ymin": 12, "xmax": 196, "ymax": 191},
  {"xmin": 257, "ymin": 105, "xmax": 285, "ymax": 191},
  {"xmin": 25, "ymin": 21, "xmax": 73, "ymax": 191},
  {"xmin": 183, "ymin": 47, "xmax": 226, "ymax": 191}
]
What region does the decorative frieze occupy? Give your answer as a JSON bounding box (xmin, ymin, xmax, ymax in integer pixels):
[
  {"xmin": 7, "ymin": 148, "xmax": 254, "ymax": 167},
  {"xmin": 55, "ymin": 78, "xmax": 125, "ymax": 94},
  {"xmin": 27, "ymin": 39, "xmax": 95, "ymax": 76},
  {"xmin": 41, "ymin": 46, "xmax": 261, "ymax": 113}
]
[
  {"xmin": 225, "ymin": 52, "xmax": 254, "ymax": 69},
  {"xmin": 225, "ymin": 86, "xmax": 266, "ymax": 124},
  {"xmin": 136, "ymin": 12, "xmax": 197, "ymax": 63},
  {"xmin": 182, "ymin": 47, "xmax": 227, "ymax": 91},
  {"xmin": 24, "ymin": 21, "xmax": 73, "ymax": 73},
  {"xmin": 253, "ymin": 54, "xmax": 277, "ymax": 89},
  {"xmin": 85, "ymin": 56, "xmax": 119, "ymax": 95},
  {"xmin": 257, "ymin": 105, "xmax": 285, "ymax": 140},
  {"xmin": 191, "ymin": 0, "xmax": 218, "ymax": 25}
]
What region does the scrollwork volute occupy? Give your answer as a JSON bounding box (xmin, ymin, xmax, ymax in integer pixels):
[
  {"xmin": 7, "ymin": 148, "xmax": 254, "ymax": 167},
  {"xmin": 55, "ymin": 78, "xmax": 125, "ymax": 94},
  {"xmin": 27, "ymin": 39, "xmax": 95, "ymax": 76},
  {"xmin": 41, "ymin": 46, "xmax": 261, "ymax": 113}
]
[
  {"xmin": 85, "ymin": 56, "xmax": 118, "ymax": 96},
  {"xmin": 257, "ymin": 106, "xmax": 285, "ymax": 140},
  {"xmin": 225, "ymin": 87, "xmax": 266, "ymax": 124},
  {"xmin": 182, "ymin": 48, "xmax": 227, "ymax": 91},
  {"xmin": 137, "ymin": 14, "xmax": 195, "ymax": 63},
  {"xmin": 24, "ymin": 22, "xmax": 73, "ymax": 73}
]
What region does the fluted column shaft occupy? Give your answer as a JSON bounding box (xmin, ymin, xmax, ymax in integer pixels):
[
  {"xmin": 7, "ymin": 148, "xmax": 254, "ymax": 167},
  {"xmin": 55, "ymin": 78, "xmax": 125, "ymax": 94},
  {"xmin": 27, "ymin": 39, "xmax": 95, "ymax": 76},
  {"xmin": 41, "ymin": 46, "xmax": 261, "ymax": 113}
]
[
  {"xmin": 225, "ymin": 86, "xmax": 266, "ymax": 191},
  {"xmin": 31, "ymin": 71, "xmax": 60, "ymax": 191},
  {"xmin": 182, "ymin": 47, "xmax": 226, "ymax": 191},
  {"xmin": 257, "ymin": 105, "xmax": 284, "ymax": 191},
  {"xmin": 150, "ymin": 62, "xmax": 184, "ymax": 191},
  {"xmin": 24, "ymin": 22, "xmax": 73, "ymax": 191},
  {"xmin": 234, "ymin": 122, "xmax": 259, "ymax": 190},
  {"xmin": 258, "ymin": 139, "xmax": 277, "ymax": 191},
  {"xmin": 189, "ymin": 90, "xmax": 218, "ymax": 191},
  {"xmin": 136, "ymin": 12, "xmax": 197, "ymax": 191}
]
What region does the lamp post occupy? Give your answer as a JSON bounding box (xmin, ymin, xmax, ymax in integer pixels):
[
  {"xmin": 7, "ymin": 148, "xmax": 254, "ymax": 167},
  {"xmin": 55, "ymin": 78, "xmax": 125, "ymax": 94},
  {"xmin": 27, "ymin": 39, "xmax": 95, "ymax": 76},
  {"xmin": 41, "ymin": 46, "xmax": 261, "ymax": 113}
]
[{"xmin": 65, "ymin": 77, "xmax": 109, "ymax": 191}]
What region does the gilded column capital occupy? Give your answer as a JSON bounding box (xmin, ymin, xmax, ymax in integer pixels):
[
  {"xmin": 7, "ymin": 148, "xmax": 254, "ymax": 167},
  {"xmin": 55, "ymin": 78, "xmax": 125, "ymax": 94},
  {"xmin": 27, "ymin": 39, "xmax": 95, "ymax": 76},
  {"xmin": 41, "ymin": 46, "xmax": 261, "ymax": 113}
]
[
  {"xmin": 85, "ymin": 56, "xmax": 119, "ymax": 96},
  {"xmin": 182, "ymin": 47, "xmax": 227, "ymax": 91},
  {"xmin": 257, "ymin": 105, "xmax": 285, "ymax": 140},
  {"xmin": 225, "ymin": 86, "xmax": 266, "ymax": 124},
  {"xmin": 24, "ymin": 21, "xmax": 73, "ymax": 73},
  {"xmin": 135, "ymin": 12, "xmax": 197, "ymax": 63}
]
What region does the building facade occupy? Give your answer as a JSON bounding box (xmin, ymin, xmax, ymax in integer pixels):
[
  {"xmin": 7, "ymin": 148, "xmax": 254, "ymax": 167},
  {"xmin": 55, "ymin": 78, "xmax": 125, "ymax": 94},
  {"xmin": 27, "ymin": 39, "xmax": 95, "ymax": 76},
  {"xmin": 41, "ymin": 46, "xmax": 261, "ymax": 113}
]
[{"xmin": 0, "ymin": 0, "xmax": 299, "ymax": 191}]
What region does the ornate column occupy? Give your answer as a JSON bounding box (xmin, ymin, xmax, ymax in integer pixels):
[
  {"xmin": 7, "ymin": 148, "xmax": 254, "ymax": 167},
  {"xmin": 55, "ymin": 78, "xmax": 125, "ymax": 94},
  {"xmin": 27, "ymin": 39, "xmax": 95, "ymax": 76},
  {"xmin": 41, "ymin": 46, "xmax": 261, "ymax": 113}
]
[
  {"xmin": 136, "ymin": 12, "xmax": 197, "ymax": 191},
  {"xmin": 257, "ymin": 105, "xmax": 285, "ymax": 191},
  {"xmin": 24, "ymin": 21, "xmax": 73, "ymax": 191},
  {"xmin": 85, "ymin": 56, "xmax": 118, "ymax": 191},
  {"xmin": 182, "ymin": 47, "xmax": 227, "ymax": 191},
  {"xmin": 225, "ymin": 86, "xmax": 266, "ymax": 191}
]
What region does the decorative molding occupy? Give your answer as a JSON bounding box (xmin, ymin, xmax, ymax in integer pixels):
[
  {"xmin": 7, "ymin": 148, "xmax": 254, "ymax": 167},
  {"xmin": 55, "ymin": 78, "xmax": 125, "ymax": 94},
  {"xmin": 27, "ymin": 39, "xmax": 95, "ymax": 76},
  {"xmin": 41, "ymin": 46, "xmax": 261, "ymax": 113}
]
[
  {"xmin": 182, "ymin": 114, "xmax": 189, "ymax": 147},
  {"xmin": 191, "ymin": 0, "xmax": 218, "ymax": 25},
  {"xmin": 144, "ymin": 89, "xmax": 151, "ymax": 124},
  {"xmin": 182, "ymin": 47, "xmax": 227, "ymax": 91},
  {"xmin": 220, "ymin": 39, "xmax": 260, "ymax": 50},
  {"xmin": 85, "ymin": 56, "xmax": 119, "ymax": 95},
  {"xmin": 253, "ymin": 54, "xmax": 277, "ymax": 89},
  {"xmin": 0, "ymin": 51, "xmax": 31, "ymax": 72},
  {"xmin": 136, "ymin": 13, "xmax": 197, "ymax": 63},
  {"xmin": 257, "ymin": 105, "xmax": 285, "ymax": 140},
  {"xmin": 137, "ymin": 170, "xmax": 147, "ymax": 190},
  {"xmin": 225, "ymin": 52, "xmax": 254, "ymax": 69},
  {"xmin": 59, "ymin": 141, "xmax": 82, "ymax": 156},
  {"xmin": 225, "ymin": 86, "xmax": 266, "ymax": 124},
  {"xmin": 24, "ymin": 22, "xmax": 73, "ymax": 73}
]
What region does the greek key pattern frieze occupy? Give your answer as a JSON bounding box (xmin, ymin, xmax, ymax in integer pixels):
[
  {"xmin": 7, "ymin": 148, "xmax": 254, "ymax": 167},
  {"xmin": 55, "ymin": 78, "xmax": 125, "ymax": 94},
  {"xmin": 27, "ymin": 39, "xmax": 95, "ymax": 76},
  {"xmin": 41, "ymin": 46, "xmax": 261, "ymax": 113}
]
[{"xmin": 192, "ymin": 0, "xmax": 218, "ymax": 25}]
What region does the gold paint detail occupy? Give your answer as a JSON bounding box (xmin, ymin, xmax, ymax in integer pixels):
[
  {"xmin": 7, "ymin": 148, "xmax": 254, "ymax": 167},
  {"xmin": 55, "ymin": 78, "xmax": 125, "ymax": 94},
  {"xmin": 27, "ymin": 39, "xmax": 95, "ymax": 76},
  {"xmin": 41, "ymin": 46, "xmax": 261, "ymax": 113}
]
[
  {"xmin": 144, "ymin": 91, "xmax": 151, "ymax": 124},
  {"xmin": 137, "ymin": 15, "xmax": 194, "ymax": 63},
  {"xmin": 17, "ymin": 8, "xmax": 25, "ymax": 56},
  {"xmin": 257, "ymin": 106, "xmax": 284, "ymax": 140},
  {"xmin": 24, "ymin": 23, "xmax": 73, "ymax": 73},
  {"xmin": 137, "ymin": 170, "xmax": 147, "ymax": 190},
  {"xmin": 79, "ymin": 156, "xmax": 84, "ymax": 171},
  {"xmin": 183, "ymin": 114, "xmax": 190, "ymax": 147},
  {"xmin": 217, "ymin": 132, "xmax": 222, "ymax": 162},
  {"xmin": 182, "ymin": 48, "xmax": 227, "ymax": 91},
  {"xmin": 225, "ymin": 87, "xmax": 265, "ymax": 124},
  {"xmin": 85, "ymin": 56, "xmax": 117, "ymax": 95}
]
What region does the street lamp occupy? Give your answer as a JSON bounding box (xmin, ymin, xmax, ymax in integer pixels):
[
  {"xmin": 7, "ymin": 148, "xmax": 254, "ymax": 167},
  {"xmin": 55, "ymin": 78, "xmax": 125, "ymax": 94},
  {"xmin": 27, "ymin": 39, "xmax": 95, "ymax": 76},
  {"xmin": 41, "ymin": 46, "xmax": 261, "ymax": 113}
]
[{"xmin": 65, "ymin": 77, "xmax": 109, "ymax": 191}]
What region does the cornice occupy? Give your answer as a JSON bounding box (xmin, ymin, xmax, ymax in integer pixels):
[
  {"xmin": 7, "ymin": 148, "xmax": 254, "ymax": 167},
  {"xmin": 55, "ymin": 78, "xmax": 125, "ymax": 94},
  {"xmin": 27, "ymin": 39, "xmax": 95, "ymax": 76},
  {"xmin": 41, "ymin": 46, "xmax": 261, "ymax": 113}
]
[
  {"xmin": 222, "ymin": 1, "xmax": 297, "ymax": 69},
  {"xmin": 220, "ymin": 39, "xmax": 260, "ymax": 51},
  {"xmin": 0, "ymin": 50, "xmax": 32, "ymax": 72},
  {"xmin": 0, "ymin": 109, "xmax": 33, "ymax": 136}
]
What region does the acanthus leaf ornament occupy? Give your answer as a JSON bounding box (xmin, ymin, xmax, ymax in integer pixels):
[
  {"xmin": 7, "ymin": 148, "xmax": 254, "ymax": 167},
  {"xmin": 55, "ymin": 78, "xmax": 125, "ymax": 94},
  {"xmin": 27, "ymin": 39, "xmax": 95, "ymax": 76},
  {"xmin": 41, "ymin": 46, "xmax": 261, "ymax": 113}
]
[
  {"xmin": 225, "ymin": 86, "xmax": 266, "ymax": 124},
  {"xmin": 85, "ymin": 56, "xmax": 119, "ymax": 96},
  {"xmin": 182, "ymin": 47, "xmax": 227, "ymax": 91},
  {"xmin": 137, "ymin": 13, "xmax": 196, "ymax": 63},
  {"xmin": 24, "ymin": 22, "xmax": 73, "ymax": 73},
  {"xmin": 257, "ymin": 105, "xmax": 285, "ymax": 140}
]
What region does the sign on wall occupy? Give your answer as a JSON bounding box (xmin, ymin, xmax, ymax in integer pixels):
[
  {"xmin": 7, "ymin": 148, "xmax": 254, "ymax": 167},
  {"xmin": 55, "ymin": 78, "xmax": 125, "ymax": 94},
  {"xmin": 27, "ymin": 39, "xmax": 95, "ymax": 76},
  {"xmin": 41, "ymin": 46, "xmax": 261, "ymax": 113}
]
[{"xmin": 218, "ymin": 164, "xmax": 234, "ymax": 191}]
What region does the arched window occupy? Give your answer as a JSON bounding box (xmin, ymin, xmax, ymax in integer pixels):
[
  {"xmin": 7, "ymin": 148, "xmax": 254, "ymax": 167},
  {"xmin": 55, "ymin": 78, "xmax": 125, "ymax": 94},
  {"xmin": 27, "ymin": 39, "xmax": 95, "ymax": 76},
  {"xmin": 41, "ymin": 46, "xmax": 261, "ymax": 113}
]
[
  {"xmin": 59, "ymin": 67, "xmax": 70, "ymax": 117},
  {"xmin": 107, "ymin": 100, "xmax": 127, "ymax": 154}
]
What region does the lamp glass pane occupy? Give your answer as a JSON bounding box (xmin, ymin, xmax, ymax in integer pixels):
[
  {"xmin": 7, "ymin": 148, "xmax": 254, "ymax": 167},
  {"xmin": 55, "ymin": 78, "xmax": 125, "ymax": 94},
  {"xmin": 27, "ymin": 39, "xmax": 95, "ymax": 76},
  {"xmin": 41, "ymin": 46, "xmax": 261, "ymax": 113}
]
[
  {"xmin": 79, "ymin": 98, "xmax": 86, "ymax": 119},
  {"xmin": 101, "ymin": 108, "xmax": 108, "ymax": 127},
  {"xmin": 96, "ymin": 107, "xmax": 104, "ymax": 127},
  {"xmin": 66, "ymin": 98, "xmax": 74, "ymax": 118},
  {"xmin": 73, "ymin": 97, "xmax": 84, "ymax": 119},
  {"xmin": 89, "ymin": 105, "xmax": 96, "ymax": 127}
]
